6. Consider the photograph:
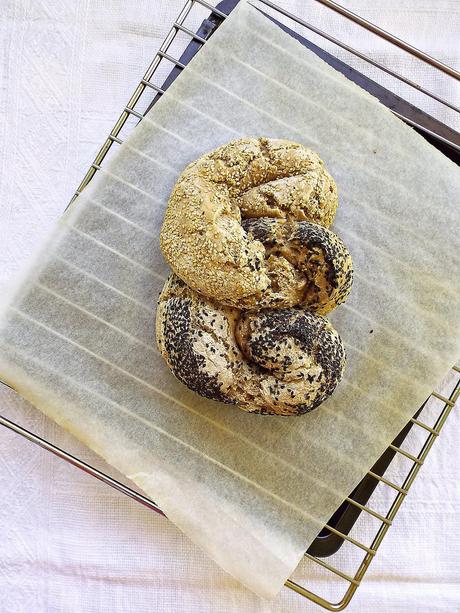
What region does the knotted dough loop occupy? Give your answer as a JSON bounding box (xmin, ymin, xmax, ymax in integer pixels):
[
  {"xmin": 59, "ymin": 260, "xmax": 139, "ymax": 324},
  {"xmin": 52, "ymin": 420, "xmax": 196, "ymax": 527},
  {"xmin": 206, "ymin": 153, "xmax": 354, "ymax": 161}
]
[
  {"xmin": 242, "ymin": 218, "xmax": 353, "ymax": 313},
  {"xmin": 160, "ymin": 137, "xmax": 349, "ymax": 312},
  {"xmin": 156, "ymin": 275, "xmax": 346, "ymax": 416}
]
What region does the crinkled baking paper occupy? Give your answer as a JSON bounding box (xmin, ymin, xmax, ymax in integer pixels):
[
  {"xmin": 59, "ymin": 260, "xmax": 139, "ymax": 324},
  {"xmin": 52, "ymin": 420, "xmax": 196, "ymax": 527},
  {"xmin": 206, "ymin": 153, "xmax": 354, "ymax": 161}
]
[{"xmin": 1, "ymin": 1, "xmax": 459, "ymax": 599}]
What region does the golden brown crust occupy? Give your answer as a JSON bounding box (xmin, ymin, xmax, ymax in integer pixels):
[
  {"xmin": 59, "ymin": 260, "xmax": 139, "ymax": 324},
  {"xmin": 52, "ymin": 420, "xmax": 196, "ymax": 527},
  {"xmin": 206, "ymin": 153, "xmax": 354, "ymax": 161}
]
[{"xmin": 160, "ymin": 137, "xmax": 340, "ymax": 310}]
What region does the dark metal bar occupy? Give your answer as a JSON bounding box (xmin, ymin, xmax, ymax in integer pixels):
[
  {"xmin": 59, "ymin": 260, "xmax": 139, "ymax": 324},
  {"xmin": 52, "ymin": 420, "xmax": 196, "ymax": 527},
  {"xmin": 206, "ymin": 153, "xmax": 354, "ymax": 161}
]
[
  {"xmin": 257, "ymin": 0, "xmax": 460, "ymax": 113},
  {"xmin": 0, "ymin": 412, "xmax": 165, "ymax": 516},
  {"xmin": 313, "ymin": 0, "xmax": 460, "ymax": 80}
]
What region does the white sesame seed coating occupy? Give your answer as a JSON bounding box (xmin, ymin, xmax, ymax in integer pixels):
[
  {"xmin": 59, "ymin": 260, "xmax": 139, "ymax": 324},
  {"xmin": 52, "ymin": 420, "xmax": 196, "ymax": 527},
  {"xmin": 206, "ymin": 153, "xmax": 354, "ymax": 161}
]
[{"xmin": 160, "ymin": 137, "xmax": 342, "ymax": 310}]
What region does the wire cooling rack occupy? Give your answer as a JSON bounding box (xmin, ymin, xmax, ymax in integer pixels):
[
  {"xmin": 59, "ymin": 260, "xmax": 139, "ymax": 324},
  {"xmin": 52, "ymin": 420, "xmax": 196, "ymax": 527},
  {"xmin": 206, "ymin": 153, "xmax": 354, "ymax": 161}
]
[{"xmin": 1, "ymin": 0, "xmax": 459, "ymax": 609}]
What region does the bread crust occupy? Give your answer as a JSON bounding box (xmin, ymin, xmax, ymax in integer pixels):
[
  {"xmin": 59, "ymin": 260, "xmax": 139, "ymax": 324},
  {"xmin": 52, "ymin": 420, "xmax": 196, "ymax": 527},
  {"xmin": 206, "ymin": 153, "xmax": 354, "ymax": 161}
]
[
  {"xmin": 160, "ymin": 137, "xmax": 342, "ymax": 311},
  {"xmin": 156, "ymin": 275, "xmax": 346, "ymax": 416}
]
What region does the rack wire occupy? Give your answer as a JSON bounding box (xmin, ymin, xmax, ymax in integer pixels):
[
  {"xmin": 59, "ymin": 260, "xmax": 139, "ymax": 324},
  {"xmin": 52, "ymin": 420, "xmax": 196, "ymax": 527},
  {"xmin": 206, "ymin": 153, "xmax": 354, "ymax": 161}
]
[{"xmin": 1, "ymin": 0, "xmax": 459, "ymax": 609}]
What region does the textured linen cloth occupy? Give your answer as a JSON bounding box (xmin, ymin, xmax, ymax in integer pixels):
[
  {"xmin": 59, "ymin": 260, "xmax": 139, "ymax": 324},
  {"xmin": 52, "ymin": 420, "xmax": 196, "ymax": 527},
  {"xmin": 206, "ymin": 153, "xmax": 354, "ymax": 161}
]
[{"xmin": 0, "ymin": 1, "xmax": 459, "ymax": 611}]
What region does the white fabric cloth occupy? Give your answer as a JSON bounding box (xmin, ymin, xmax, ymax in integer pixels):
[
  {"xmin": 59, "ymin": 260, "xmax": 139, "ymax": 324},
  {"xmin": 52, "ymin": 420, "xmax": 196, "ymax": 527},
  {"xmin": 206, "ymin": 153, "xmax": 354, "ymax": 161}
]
[{"xmin": 0, "ymin": 1, "xmax": 459, "ymax": 611}]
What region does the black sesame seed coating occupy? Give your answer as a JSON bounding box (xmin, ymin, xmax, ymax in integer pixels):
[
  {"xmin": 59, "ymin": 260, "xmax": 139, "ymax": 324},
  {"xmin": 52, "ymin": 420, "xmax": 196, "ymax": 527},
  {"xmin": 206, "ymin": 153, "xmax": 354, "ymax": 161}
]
[
  {"xmin": 157, "ymin": 274, "xmax": 346, "ymax": 416},
  {"xmin": 156, "ymin": 276, "xmax": 235, "ymax": 404},
  {"xmin": 243, "ymin": 218, "xmax": 353, "ymax": 315},
  {"xmin": 291, "ymin": 222, "xmax": 353, "ymax": 310}
]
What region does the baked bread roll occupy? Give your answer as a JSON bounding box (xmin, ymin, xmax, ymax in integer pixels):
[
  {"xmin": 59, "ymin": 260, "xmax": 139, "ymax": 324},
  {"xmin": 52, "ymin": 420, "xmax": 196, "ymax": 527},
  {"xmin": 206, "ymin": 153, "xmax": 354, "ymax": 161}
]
[
  {"xmin": 160, "ymin": 137, "xmax": 346, "ymax": 312},
  {"xmin": 156, "ymin": 274, "xmax": 346, "ymax": 416}
]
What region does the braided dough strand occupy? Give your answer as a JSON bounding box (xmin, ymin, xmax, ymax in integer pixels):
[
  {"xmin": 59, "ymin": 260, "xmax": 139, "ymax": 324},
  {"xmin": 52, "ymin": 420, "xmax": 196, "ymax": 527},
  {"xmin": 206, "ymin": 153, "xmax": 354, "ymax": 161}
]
[{"xmin": 156, "ymin": 275, "xmax": 346, "ymax": 416}]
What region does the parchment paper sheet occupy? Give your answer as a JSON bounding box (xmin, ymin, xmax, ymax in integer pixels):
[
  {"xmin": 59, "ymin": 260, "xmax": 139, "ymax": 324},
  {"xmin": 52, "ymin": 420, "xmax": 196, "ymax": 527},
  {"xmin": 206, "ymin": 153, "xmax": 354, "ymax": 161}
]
[{"xmin": 0, "ymin": 1, "xmax": 459, "ymax": 599}]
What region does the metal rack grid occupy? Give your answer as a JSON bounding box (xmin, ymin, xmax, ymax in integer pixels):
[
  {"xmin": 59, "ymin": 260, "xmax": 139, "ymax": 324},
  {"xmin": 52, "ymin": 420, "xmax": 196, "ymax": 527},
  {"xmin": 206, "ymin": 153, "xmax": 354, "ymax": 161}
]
[{"xmin": 0, "ymin": 0, "xmax": 459, "ymax": 610}]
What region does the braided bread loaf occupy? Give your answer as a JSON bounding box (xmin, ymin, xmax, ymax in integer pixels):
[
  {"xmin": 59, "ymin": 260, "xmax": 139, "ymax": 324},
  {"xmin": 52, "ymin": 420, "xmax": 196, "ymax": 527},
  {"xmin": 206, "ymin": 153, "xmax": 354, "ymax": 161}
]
[{"xmin": 157, "ymin": 138, "xmax": 353, "ymax": 415}]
